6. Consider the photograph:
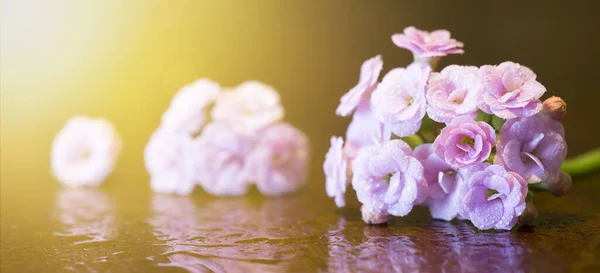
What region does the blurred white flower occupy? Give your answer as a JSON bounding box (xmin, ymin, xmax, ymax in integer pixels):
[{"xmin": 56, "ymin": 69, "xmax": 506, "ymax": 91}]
[
  {"xmin": 144, "ymin": 128, "xmax": 196, "ymax": 195},
  {"xmin": 51, "ymin": 116, "xmax": 122, "ymax": 187},
  {"xmin": 211, "ymin": 81, "xmax": 284, "ymax": 134},
  {"xmin": 161, "ymin": 78, "xmax": 221, "ymax": 135}
]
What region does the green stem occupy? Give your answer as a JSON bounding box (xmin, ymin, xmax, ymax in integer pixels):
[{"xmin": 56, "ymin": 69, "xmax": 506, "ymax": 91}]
[{"xmin": 561, "ymin": 148, "xmax": 600, "ymax": 178}]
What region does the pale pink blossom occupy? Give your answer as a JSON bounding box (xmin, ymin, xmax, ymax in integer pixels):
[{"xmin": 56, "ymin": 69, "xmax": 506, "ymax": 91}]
[
  {"xmin": 371, "ymin": 63, "xmax": 431, "ymax": 137},
  {"xmin": 426, "ymin": 65, "xmax": 483, "ymax": 124},
  {"xmin": 191, "ymin": 123, "xmax": 254, "ymax": 196},
  {"xmin": 324, "ymin": 136, "xmax": 349, "ymax": 207},
  {"xmin": 479, "ymin": 62, "xmax": 546, "ymax": 119},
  {"xmin": 392, "ymin": 26, "xmax": 464, "ymax": 60},
  {"xmin": 51, "ymin": 116, "xmax": 122, "ymax": 187},
  {"xmin": 211, "ymin": 81, "xmax": 284, "ymax": 134},
  {"xmin": 336, "ymin": 55, "xmax": 383, "ymax": 116},
  {"xmin": 161, "ymin": 78, "xmax": 220, "ymax": 135},
  {"xmin": 144, "ymin": 128, "xmax": 196, "ymax": 195},
  {"xmin": 245, "ymin": 123, "xmax": 310, "ymax": 196}
]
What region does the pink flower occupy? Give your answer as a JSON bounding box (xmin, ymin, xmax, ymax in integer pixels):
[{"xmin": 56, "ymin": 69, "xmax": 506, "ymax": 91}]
[
  {"xmin": 459, "ymin": 164, "xmax": 528, "ymax": 230},
  {"xmin": 191, "ymin": 123, "xmax": 253, "ymax": 196},
  {"xmin": 336, "ymin": 55, "xmax": 383, "ymax": 117},
  {"xmin": 414, "ymin": 144, "xmax": 466, "ymax": 221},
  {"xmin": 433, "ymin": 116, "xmax": 496, "ymax": 168},
  {"xmin": 391, "ymin": 26, "xmax": 464, "ymax": 60},
  {"xmin": 352, "ymin": 140, "xmax": 428, "ymax": 218},
  {"xmin": 371, "ymin": 63, "xmax": 431, "ymax": 137},
  {"xmin": 494, "ymin": 114, "xmax": 567, "ymax": 185},
  {"xmin": 51, "ymin": 116, "xmax": 122, "ymax": 187},
  {"xmin": 426, "ymin": 65, "xmax": 483, "ymax": 124},
  {"xmin": 144, "ymin": 129, "xmax": 195, "ymax": 195},
  {"xmin": 324, "ymin": 136, "xmax": 349, "ymax": 207},
  {"xmin": 160, "ymin": 78, "xmax": 220, "ymax": 135},
  {"xmin": 211, "ymin": 81, "xmax": 284, "ymax": 134},
  {"xmin": 345, "ymin": 102, "xmax": 384, "ymax": 154},
  {"xmin": 245, "ymin": 123, "xmax": 310, "ymax": 196},
  {"xmin": 479, "ymin": 62, "xmax": 546, "ymax": 119}
]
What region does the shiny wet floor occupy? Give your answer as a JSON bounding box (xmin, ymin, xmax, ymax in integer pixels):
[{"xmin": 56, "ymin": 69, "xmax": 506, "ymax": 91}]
[{"xmin": 1, "ymin": 173, "xmax": 599, "ymax": 272}]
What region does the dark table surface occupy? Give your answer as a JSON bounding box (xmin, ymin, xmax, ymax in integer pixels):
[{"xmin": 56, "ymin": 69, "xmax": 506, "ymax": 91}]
[{"xmin": 1, "ymin": 171, "xmax": 599, "ymax": 272}]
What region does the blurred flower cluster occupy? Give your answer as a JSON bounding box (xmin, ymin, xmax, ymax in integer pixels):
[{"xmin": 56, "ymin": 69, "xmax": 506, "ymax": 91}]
[
  {"xmin": 324, "ymin": 26, "xmax": 569, "ymax": 230},
  {"xmin": 146, "ymin": 80, "xmax": 309, "ymax": 196}
]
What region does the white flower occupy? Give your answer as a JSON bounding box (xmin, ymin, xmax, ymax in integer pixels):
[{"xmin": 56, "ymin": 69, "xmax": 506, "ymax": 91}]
[
  {"xmin": 211, "ymin": 81, "xmax": 284, "ymax": 134},
  {"xmin": 161, "ymin": 78, "xmax": 221, "ymax": 135},
  {"xmin": 144, "ymin": 128, "xmax": 196, "ymax": 195},
  {"xmin": 51, "ymin": 116, "xmax": 121, "ymax": 187}
]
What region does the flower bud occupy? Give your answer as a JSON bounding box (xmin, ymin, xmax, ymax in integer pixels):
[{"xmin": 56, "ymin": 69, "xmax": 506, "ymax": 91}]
[
  {"xmin": 518, "ymin": 202, "xmax": 538, "ymax": 226},
  {"xmin": 361, "ymin": 205, "xmax": 390, "ymax": 225},
  {"xmin": 547, "ymin": 171, "xmax": 572, "ymax": 197},
  {"xmin": 542, "ymin": 96, "xmax": 567, "ymax": 120}
]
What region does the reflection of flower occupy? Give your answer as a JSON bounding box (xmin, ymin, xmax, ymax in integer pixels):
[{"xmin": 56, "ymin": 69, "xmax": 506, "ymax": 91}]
[
  {"xmin": 51, "ymin": 116, "xmax": 122, "ymax": 187},
  {"xmin": 324, "ymin": 218, "xmax": 529, "ymax": 273},
  {"xmin": 148, "ymin": 195, "xmax": 314, "ymax": 272},
  {"xmin": 53, "ymin": 188, "xmax": 114, "ymax": 245}
]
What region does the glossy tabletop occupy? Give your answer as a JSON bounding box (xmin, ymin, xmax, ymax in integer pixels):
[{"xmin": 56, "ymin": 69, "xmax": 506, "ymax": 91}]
[{"xmin": 2, "ymin": 1, "xmax": 600, "ymax": 272}]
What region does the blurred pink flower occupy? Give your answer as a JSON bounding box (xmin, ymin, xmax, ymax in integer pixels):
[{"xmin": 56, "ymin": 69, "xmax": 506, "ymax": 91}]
[
  {"xmin": 324, "ymin": 136, "xmax": 349, "ymax": 207},
  {"xmin": 211, "ymin": 81, "xmax": 284, "ymax": 134},
  {"xmin": 371, "ymin": 63, "xmax": 430, "ymax": 137},
  {"xmin": 144, "ymin": 128, "xmax": 196, "ymax": 195},
  {"xmin": 336, "ymin": 55, "xmax": 383, "ymax": 117},
  {"xmin": 392, "ymin": 26, "xmax": 464, "ymax": 59},
  {"xmin": 246, "ymin": 123, "xmax": 310, "ymax": 196},
  {"xmin": 51, "ymin": 116, "xmax": 122, "ymax": 187},
  {"xmin": 479, "ymin": 62, "xmax": 546, "ymax": 119},
  {"xmin": 191, "ymin": 123, "xmax": 254, "ymax": 196},
  {"xmin": 160, "ymin": 78, "xmax": 220, "ymax": 135}
]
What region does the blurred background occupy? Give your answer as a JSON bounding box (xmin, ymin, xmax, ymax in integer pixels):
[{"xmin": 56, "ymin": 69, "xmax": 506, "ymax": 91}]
[{"xmin": 1, "ymin": 0, "xmax": 600, "ymax": 270}]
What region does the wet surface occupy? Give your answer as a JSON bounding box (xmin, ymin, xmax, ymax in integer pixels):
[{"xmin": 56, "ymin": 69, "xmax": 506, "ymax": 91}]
[{"xmin": 1, "ymin": 173, "xmax": 599, "ymax": 272}]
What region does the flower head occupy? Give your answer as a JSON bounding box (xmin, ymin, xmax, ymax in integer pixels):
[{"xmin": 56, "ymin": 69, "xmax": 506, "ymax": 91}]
[
  {"xmin": 144, "ymin": 129, "xmax": 195, "ymax": 195},
  {"xmin": 494, "ymin": 114, "xmax": 567, "ymax": 184},
  {"xmin": 160, "ymin": 78, "xmax": 220, "ymax": 135},
  {"xmin": 245, "ymin": 122, "xmax": 310, "ymax": 196},
  {"xmin": 324, "ymin": 136, "xmax": 349, "ymax": 207},
  {"xmin": 414, "ymin": 144, "xmax": 466, "ymax": 221},
  {"xmin": 426, "ymin": 65, "xmax": 483, "ymax": 124},
  {"xmin": 51, "ymin": 116, "xmax": 122, "ymax": 187},
  {"xmin": 336, "ymin": 55, "xmax": 383, "ymax": 117},
  {"xmin": 371, "ymin": 63, "xmax": 430, "ymax": 137},
  {"xmin": 345, "ymin": 102, "xmax": 384, "ymax": 151},
  {"xmin": 352, "ymin": 140, "xmax": 428, "ymax": 218},
  {"xmin": 211, "ymin": 81, "xmax": 284, "ymax": 134},
  {"xmin": 191, "ymin": 123, "xmax": 253, "ymax": 196},
  {"xmin": 459, "ymin": 164, "xmax": 528, "ymax": 230},
  {"xmin": 392, "ymin": 26, "xmax": 464, "ymax": 60},
  {"xmin": 479, "ymin": 62, "xmax": 546, "ymax": 119},
  {"xmin": 433, "ymin": 116, "xmax": 496, "ymax": 168}
]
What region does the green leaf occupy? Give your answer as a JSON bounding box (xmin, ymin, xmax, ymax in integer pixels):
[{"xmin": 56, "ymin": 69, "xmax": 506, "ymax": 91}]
[
  {"xmin": 476, "ymin": 110, "xmax": 491, "ymax": 123},
  {"xmin": 491, "ymin": 115, "xmax": 506, "ymax": 131}
]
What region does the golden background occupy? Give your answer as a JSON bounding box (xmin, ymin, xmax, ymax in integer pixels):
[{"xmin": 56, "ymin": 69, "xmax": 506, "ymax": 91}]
[{"xmin": 1, "ymin": 1, "xmax": 600, "ymax": 271}]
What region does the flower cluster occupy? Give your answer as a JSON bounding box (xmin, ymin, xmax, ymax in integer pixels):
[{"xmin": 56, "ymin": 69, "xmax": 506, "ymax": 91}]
[
  {"xmin": 324, "ymin": 26, "xmax": 569, "ymax": 230},
  {"xmin": 145, "ymin": 79, "xmax": 309, "ymax": 196}
]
